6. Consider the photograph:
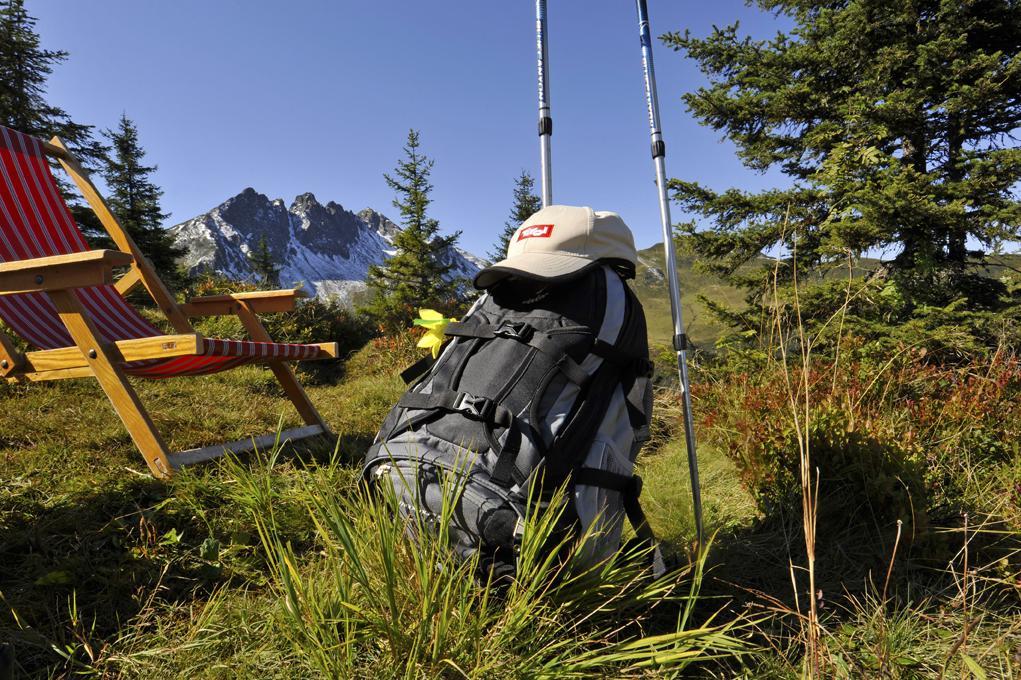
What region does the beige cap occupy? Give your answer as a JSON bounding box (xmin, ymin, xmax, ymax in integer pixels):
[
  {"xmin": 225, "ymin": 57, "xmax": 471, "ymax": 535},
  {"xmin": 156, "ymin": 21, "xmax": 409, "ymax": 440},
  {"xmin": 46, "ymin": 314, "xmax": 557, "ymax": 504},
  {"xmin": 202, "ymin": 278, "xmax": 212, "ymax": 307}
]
[{"xmin": 474, "ymin": 205, "xmax": 637, "ymax": 289}]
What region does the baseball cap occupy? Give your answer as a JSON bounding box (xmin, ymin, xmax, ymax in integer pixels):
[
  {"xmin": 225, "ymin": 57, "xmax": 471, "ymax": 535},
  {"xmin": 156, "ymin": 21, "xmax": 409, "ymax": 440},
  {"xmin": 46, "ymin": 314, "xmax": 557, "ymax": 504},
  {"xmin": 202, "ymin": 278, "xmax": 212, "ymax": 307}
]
[{"xmin": 474, "ymin": 205, "xmax": 637, "ymax": 290}]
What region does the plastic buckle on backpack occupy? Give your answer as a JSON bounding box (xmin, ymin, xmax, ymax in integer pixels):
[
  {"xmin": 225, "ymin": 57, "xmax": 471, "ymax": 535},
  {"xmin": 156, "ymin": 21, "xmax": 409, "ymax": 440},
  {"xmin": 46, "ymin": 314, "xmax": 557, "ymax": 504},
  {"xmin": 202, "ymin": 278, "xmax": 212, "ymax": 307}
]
[
  {"xmin": 454, "ymin": 393, "xmax": 495, "ymax": 421},
  {"xmin": 494, "ymin": 321, "xmax": 534, "ymax": 342}
]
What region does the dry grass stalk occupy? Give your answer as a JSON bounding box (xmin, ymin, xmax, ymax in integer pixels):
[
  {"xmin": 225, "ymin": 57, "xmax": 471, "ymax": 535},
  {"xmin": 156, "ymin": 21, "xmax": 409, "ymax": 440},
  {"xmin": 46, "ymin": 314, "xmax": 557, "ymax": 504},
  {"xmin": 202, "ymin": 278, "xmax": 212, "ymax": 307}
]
[{"xmin": 769, "ymin": 208, "xmax": 821, "ymax": 677}]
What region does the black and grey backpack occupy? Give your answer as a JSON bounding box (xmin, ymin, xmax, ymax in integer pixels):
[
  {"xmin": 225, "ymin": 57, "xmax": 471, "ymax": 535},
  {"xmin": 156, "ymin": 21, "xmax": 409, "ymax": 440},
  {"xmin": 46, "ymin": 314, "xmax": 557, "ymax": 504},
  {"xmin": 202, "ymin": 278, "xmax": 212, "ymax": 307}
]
[{"xmin": 363, "ymin": 264, "xmax": 659, "ymax": 578}]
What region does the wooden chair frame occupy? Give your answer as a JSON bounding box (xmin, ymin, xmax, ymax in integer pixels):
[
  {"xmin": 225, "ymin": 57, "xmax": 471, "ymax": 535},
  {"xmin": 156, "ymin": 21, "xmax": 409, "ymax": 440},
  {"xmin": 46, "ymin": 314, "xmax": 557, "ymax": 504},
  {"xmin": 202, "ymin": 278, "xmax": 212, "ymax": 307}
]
[{"xmin": 0, "ymin": 137, "xmax": 337, "ymax": 478}]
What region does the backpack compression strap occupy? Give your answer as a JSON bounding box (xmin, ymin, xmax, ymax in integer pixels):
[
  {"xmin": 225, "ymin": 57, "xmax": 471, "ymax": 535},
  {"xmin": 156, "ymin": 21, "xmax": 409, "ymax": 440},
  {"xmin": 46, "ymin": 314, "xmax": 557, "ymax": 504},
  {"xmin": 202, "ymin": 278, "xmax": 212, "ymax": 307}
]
[
  {"xmin": 400, "ymin": 354, "xmax": 436, "ymax": 385},
  {"xmin": 572, "ymin": 468, "xmax": 657, "ymax": 547},
  {"xmin": 398, "ymin": 319, "xmax": 594, "ymax": 386},
  {"xmin": 444, "ymin": 320, "xmax": 591, "ymax": 385},
  {"xmin": 591, "ymin": 339, "xmax": 655, "ymax": 378}
]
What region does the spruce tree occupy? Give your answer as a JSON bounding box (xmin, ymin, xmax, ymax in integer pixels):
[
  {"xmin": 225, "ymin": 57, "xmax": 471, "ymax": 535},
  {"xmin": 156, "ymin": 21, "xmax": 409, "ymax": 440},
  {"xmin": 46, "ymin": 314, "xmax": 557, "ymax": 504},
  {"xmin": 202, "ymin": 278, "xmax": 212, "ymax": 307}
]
[
  {"xmin": 363, "ymin": 129, "xmax": 463, "ymax": 330},
  {"xmin": 0, "ymin": 0, "xmax": 98, "ymax": 152},
  {"xmin": 0, "ymin": 0, "xmax": 104, "ymax": 234},
  {"xmin": 102, "ymin": 113, "xmax": 186, "ymax": 288},
  {"xmin": 489, "ymin": 170, "xmax": 542, "ymax": 262},
  {"xmin": 247, "ymin": 234, "xmax": 280, "ymax": 287},
  {"xmin": 666, "ymin": 0, "xmax": 1021, "ymax": 312}
]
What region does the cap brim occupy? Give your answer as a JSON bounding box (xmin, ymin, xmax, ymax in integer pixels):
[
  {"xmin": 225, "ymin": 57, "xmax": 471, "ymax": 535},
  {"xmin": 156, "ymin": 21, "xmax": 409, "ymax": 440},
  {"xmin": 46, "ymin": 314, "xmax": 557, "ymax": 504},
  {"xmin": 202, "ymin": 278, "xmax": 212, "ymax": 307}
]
[{"xmin": 473, "ymin": 252, "xmax": 595, "ymax": 290}]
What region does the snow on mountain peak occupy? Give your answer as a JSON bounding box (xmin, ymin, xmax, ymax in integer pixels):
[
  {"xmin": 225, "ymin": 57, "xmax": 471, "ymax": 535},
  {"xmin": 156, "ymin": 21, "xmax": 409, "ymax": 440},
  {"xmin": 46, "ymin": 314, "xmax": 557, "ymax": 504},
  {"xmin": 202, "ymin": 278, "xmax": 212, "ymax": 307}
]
[{"xmin": 169, "ymin": 189, "xmax": 483, "ymax": 304}]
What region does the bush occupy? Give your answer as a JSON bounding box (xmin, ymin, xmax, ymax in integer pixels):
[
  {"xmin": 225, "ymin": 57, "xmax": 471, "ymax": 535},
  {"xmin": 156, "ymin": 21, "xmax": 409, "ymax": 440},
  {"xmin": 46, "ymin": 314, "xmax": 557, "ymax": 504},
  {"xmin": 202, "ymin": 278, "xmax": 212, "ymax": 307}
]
[
  {"xmin": 262, "ymin": 296, "xmax": 375, "ymax": 361},
  {"xmin": 694, "ymin": 350, "xmax": 1021, "ymax": 547},
  {"xmin": 185, "ymin": 274, "xmax": 377, "ymax": 377}
]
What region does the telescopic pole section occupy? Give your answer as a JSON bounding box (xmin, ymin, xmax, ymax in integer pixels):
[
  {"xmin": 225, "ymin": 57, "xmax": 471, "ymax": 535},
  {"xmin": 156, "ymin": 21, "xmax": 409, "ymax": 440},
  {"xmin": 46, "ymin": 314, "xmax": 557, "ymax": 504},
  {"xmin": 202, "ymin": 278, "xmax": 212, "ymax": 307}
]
[
  {"xmin": 634, "ymin": 0, "xmax": 703, "ymax": 546},
  {"xmin": 536, "ymin": 0, "xmax": 553, "ymax": 208}
]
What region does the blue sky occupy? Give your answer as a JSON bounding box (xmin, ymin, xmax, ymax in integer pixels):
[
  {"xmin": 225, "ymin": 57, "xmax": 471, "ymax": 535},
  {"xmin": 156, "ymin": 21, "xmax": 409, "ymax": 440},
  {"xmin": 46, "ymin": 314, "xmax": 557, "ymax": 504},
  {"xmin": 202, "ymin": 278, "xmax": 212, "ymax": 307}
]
[{"xmin": 30, "ymin": 0, "xmax": 789, "ymax": 256}]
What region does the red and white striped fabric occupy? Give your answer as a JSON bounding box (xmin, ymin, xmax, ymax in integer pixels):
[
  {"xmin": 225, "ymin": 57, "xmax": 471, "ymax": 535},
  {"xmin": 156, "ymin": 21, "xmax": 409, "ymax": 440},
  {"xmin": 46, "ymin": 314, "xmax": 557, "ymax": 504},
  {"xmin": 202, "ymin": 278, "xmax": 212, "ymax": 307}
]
[{"xmin": 0, "ymin": 126, "xmax": 324, "ymax": 378}]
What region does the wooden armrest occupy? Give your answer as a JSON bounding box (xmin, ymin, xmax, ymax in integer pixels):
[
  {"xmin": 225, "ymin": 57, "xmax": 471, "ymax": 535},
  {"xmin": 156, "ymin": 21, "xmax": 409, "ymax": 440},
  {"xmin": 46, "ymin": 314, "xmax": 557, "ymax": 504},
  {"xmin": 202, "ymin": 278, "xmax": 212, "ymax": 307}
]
[
  {"xmin": 181, "ymin": 288, "xmax": 309, "ymax": 316},
  {"xmin": 22, "ymin": 333, "xmax": 204, "ymax": 373},
  {"xmin": 0, "ymin": 250, "xmax": 134, "ymax": 296}
]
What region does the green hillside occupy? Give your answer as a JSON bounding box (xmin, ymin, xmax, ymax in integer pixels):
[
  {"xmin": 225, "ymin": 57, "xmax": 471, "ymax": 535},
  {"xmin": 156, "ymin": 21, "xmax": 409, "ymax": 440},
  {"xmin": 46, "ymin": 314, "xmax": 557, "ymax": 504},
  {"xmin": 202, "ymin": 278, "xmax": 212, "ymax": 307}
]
[
  {"xmin": 632, "ymin": 244, "xmax": 746, "ymax": 348},
  {"xmin": 632, "ymin": 246, "xmax": 1021, "ymax": 348}
]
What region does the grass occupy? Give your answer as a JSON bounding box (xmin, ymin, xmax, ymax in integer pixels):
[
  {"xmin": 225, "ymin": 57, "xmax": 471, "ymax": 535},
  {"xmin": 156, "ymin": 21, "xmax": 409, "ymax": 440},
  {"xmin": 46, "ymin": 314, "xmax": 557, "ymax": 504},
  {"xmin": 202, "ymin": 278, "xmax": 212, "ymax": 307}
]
[
  {"xmin": 2, "ymin": 323, "xmax": 1021, "ymax": 677},
  {"xmin": 0, "ymin": 339, "xmax": 402, "ymax": 676},
  {"xmin": 686, "ymin": 233, "xmax": 1021, "ymax": 679},
  {"xmin": 639, "ymin": 388, "xmax": 759, "ymax": 547}
]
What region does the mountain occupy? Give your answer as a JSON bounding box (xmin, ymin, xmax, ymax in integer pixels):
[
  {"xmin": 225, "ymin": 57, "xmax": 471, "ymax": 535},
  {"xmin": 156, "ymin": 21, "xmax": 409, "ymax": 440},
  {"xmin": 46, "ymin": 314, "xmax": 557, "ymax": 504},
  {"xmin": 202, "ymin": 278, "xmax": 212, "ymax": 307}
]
[{"xmin": 169, "ymin": 188, "xmax": 484, "ymax": 302}]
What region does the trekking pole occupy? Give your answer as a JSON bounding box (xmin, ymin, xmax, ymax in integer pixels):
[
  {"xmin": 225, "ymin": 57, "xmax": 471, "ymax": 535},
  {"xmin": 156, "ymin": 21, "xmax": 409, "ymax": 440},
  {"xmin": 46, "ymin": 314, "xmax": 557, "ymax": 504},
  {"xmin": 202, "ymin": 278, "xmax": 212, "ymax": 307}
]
[
  {"xmin": 634, "ymin": 0, "xmax": 704, "ymax": 547},
  {"xmin": 536, "ymin": 0, "xmax": 553, "ymax": 207}
]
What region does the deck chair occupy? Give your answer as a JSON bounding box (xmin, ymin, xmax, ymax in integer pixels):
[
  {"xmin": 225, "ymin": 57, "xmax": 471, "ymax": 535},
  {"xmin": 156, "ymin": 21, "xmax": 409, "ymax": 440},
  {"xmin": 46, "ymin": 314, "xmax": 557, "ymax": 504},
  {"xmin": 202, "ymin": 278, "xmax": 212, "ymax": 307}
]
[{"xmin": 0, "ymin": 125, "xmax": 338, "ymax": 478}]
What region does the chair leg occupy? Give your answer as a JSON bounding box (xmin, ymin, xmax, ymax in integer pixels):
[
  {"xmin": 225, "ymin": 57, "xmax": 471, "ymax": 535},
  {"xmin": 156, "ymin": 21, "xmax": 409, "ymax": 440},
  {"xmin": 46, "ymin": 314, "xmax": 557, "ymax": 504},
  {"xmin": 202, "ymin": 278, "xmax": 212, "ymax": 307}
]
[
  {"xmin": 47, "ymin": 290, "xmax": 174, "ymax": 478},
  {"xmin": 269, "ymin": 361, "xmax": 328, "ymax": 428},
  {"xmin": 234, "ymin": 302, "xmax": 330, "ymax": 431},
  {"xmin": 0, "ymin": 326, "xmax": 23, "ymax": 377}
]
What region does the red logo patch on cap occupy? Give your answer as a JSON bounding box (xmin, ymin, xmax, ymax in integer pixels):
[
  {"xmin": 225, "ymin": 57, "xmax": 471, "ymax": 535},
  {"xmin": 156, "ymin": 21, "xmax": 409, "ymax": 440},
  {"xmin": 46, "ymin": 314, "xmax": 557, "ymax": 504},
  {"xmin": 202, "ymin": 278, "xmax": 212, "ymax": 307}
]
[{"xmin": 518, "ymin": 224, "xmax": 554, "ymax": 240}]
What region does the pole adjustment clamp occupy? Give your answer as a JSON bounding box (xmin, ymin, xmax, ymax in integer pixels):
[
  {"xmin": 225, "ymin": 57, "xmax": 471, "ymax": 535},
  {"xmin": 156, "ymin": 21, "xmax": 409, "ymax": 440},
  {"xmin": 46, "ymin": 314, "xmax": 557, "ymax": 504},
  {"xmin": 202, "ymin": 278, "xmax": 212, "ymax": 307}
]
[{"xmin": 538, "ymin": 116, "xmax": 553, "ymax": 137}]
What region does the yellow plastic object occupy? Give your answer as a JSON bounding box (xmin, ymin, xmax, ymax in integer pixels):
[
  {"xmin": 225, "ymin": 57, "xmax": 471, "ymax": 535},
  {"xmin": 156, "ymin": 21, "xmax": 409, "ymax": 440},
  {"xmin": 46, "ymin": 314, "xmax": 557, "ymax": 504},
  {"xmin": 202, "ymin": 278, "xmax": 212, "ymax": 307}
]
[{"xmin": 412, "ymin": 309, "xmax": 457, "ymax": 358}]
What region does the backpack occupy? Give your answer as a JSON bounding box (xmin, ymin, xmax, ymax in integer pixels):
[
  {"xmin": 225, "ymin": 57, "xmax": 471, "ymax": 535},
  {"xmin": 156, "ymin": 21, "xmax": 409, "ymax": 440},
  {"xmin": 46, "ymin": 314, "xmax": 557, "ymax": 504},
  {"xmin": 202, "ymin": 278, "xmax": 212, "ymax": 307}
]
[{"xmin": 363, "ymin": 264, "xmax": 659, "ymax": 578}]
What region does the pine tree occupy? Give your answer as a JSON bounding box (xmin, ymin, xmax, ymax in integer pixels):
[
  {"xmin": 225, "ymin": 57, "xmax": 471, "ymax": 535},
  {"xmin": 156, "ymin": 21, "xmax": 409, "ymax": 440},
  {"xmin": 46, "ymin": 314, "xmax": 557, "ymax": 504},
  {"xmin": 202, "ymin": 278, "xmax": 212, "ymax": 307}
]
[
  {"xmin": 489, "ymin": 170, "xmax": 542, "ymax": 262},
  {"xmin": 247, "ymin": 234, "xmax": 280, "ymax": 287},
  {"xmin": 362, "ymin": 129, "xmax": 463, "ymax": 330},
  {"xmin": 102, "ymin": 113, "xmax": 186, "ymax": 288},
  {"xmin": 0, "ymin": 0, "xmax": 105, "ymax": 234},
  {"xmin": 666, "ymin": 0, "xmax": 1021, "ymax": 312}
]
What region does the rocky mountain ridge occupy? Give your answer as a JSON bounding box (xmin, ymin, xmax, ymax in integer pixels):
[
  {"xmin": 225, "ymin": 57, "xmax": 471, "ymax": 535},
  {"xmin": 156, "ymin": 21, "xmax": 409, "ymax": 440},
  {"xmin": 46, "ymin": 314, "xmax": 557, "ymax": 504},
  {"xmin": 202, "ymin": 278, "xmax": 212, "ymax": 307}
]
[{"xmin": 169, "ymin": 188, "xmax": 483, "ymax": 302}]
